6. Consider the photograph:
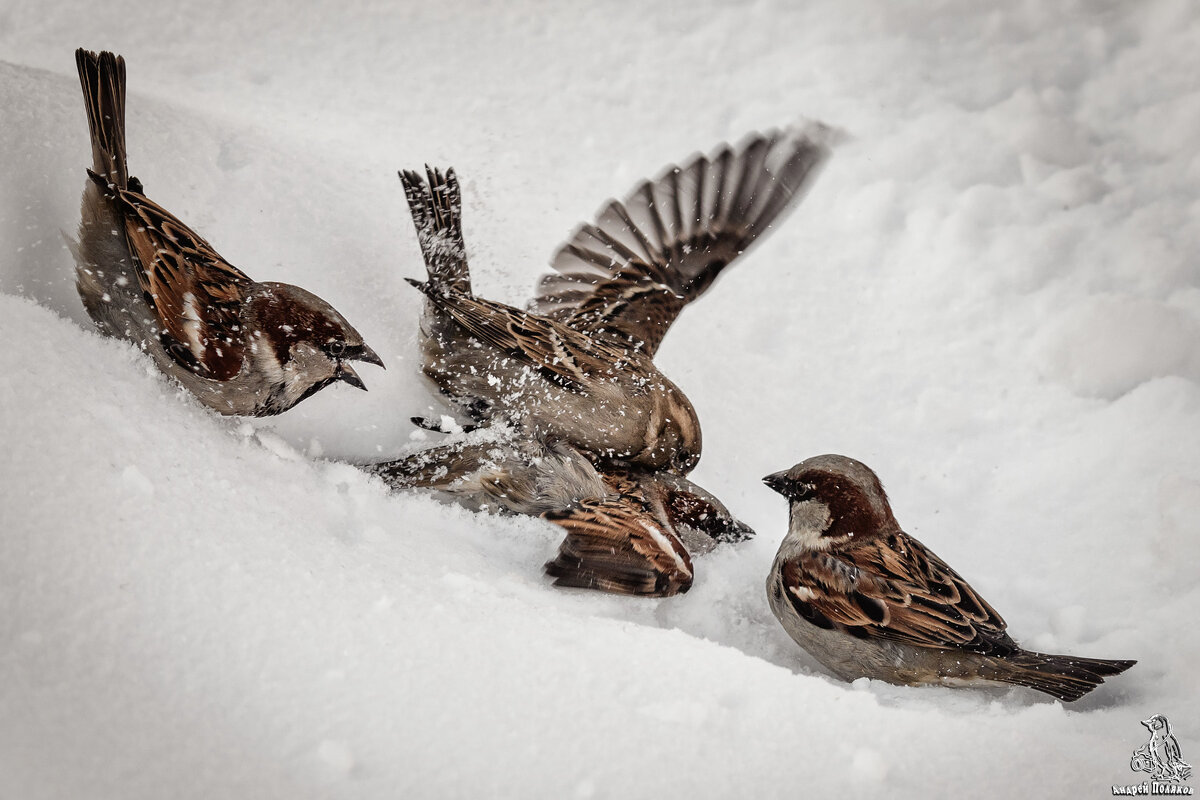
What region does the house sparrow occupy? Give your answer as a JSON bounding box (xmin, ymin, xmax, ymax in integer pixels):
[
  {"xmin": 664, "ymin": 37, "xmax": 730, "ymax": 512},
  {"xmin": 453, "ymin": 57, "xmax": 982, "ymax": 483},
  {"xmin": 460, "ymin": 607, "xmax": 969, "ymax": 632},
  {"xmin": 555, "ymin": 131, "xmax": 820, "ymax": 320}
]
[
  {"xmin": 71, "ymin": 49, "xmax": 381, "ymax": 416},
  {"xmin": 376, "ymin": 128, "xmax": 831, "ymax": 594},
  {"xmin": 375, "ymin": 130, "xmax": 831, "ymax": 593},
  {"xmin": 763, "ymin": 454, "xmax": 1136, "ymax": 701},
  {"xmin": 400, "ymin": 123, "xmax": 834, "ymax": 473},
  {"xmin": 370, "ymin": 431, "xmax": 752, "ymax": 596}
]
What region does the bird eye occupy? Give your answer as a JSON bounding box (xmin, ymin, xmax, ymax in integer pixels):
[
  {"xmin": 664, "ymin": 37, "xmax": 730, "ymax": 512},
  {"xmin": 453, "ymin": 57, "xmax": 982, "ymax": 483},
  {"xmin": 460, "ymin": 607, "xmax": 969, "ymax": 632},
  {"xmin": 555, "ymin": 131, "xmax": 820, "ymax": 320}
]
[
  {"xmin": 671, "ymin": 448, "xmax": 699, "ymax": 475},
  {"xmin": 326, "ymin": 340, "xmax": 347, "ymax": 358}
]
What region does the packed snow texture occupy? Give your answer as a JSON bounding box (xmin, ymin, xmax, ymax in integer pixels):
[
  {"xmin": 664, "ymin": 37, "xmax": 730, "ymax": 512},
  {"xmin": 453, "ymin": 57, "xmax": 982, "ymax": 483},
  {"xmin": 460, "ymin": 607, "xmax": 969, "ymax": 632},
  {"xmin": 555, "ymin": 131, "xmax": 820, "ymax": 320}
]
[{"xmin": 2, "ymin": 1, "xmax": 1198, "ymax": 797}]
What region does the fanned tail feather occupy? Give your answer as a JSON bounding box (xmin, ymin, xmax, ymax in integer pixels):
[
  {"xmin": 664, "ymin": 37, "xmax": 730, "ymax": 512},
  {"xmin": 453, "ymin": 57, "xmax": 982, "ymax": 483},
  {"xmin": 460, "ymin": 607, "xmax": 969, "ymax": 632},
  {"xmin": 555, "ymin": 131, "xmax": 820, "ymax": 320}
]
[{"xmin": 399, "ymin": 166, "xmax": 470, "ymax": 294}]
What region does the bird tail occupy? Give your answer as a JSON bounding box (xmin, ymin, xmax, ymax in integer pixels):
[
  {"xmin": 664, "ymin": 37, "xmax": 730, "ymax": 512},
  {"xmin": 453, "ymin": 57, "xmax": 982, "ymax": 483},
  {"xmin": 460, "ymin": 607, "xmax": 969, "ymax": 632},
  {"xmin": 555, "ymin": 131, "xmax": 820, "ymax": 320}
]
[
  {"xmin": 76, "ymin": 48, "xmax": 129, "ymax": 188},
  {"xmin": 988, "ymin": 650, "xmax": 1136, "ymax": 702},
  {"xmin": 399, "ymin": 166, "xmax": 471, "ymax": 294}
]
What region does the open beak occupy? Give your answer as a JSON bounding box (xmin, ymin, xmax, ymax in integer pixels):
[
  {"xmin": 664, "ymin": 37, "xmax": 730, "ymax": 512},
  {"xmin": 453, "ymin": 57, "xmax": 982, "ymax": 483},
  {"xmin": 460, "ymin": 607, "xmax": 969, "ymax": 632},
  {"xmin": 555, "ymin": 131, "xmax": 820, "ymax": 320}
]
[
  {"xmin": 354, "ymin": 343, "xmax": 385, "ymax": 369},
  {"xmin": 336, "ymin": 362, "xmax": 368, "ymax": 391},
  {"xmin": 762, "ymin": 471, "xmax": 790, "ymax": 496}
]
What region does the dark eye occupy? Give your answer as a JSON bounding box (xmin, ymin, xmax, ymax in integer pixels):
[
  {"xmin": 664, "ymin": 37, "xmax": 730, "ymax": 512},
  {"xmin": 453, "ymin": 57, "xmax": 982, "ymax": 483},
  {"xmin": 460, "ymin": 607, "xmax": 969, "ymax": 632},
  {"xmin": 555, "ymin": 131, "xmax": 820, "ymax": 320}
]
[
  {"xmin": 794, "ymin": 482, "xmax": 816, "ymax": 501},
  {"xmin": 326, "ymin": 340, "xmax": 346, "ymax": 358},
  {"xmin": 671, "ymin": 448, "xmax": 699, "ymax": 475}
]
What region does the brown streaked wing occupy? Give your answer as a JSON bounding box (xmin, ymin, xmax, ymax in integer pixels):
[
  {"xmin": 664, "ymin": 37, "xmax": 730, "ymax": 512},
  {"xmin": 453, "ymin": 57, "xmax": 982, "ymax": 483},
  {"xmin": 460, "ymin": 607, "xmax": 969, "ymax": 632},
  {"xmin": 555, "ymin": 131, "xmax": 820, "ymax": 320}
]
[
  {"xmin": 598, "ymin": 469, "xmax": 643, "ymax": 498},
  {"xmin": 531, "ymin": 124, "xmax": 837, "ymax": 356},
  {"xmin": 100, "ymin": 176, "xmax": 252, "ymax": 381},
  {"xmin": 413, "ymin": 285, "xmax": 638, "ymax": 391},
  {"xmin": 543, "ymin": 496, "xmax": 693, "ymax": 597},
  {"xmin": 783, "ymin": 534, "xmax": 1017, "ymax": 656}
]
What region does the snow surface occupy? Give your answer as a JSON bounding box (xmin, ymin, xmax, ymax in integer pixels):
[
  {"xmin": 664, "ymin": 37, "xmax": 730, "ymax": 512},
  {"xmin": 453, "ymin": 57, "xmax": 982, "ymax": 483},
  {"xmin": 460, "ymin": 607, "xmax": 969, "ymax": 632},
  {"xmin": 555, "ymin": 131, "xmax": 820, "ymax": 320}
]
[{"xmin": 2, "ymin": 1, "xmax": 1198, "ymax": 797}]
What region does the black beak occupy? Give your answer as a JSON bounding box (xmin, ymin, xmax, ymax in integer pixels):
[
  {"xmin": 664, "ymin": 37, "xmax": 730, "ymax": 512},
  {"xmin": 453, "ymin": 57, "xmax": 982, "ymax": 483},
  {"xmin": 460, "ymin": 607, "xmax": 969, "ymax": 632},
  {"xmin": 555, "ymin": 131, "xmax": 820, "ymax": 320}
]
[
  {"xmin": 722, "ymin": 518, "xmax": 757, "ymax": 544},
  {"xmin": 336, "ymin": 362, "xmax": 368, "ymax": 391},
  {"xmin": 762, "ymin": 471, "xmax": 791, "ymax": 497},
  {"xmin": 354, "ymin": 343, "xmax": 385, "ymax": 369}
]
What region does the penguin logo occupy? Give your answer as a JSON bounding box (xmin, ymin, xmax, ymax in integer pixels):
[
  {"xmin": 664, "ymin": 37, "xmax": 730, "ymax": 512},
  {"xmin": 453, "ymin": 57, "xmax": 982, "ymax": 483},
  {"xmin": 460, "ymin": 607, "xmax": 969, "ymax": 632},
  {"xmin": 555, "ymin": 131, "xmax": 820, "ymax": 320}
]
[{"xmin": 1131, "ymin": 715, "xmax": 1192, "ymax": 783}]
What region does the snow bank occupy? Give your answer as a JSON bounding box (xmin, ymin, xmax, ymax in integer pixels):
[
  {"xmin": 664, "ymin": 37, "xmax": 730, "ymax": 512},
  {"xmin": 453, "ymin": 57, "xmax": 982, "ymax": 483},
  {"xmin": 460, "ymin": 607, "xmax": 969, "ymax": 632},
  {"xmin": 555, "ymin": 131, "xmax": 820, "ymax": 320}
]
[{"xmin": 2, "ymin": 1, "xmax": 1198, "ymax": 798}]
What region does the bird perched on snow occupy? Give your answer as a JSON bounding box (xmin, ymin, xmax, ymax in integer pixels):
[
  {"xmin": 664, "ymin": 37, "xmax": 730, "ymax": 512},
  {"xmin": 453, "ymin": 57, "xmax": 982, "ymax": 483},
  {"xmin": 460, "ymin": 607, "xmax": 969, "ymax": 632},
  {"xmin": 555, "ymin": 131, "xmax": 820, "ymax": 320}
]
[
  {"xmin": 763, "ymin": 454, "xmax": 1135, "ymax": 701},
  {"xmin": 373, "ymin": 128, "xmax": 833, "ymax": 595},
  {"xmin": 71, "ymin": 49, "xmax": 382, "ymax": 416}
]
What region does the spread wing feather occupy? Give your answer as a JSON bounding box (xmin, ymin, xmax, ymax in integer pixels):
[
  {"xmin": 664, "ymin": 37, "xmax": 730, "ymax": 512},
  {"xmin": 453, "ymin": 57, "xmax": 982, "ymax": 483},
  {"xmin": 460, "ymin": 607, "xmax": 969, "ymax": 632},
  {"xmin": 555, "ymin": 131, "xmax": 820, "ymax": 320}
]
[{"xmin": 531, "ymin": 124, "xmax": 838, "ymax": 355}]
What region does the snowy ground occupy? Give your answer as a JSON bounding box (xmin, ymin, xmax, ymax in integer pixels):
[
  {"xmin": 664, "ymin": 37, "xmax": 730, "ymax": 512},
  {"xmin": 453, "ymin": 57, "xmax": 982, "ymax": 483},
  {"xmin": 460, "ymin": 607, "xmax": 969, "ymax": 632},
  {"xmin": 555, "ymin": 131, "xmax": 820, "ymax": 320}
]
[{"xmin": 2, "ymin": 1, "xmax": 1198, "ymax": 797}]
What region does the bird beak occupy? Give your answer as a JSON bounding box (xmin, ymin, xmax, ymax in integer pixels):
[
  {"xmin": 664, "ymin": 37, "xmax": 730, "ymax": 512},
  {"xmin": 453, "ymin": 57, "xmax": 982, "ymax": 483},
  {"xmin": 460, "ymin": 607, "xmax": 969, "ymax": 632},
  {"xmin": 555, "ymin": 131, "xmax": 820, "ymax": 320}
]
[
  {"xmin": 727, "ymin": 518, "xmax": 757, "ymax": 543},
  {"xmin": 336, "ymin": 362, "xmax": 368, "ymax": 391},
  {"xmin": 762, "ymin": 471, "xmax": 790, "ymax": 496},
  {"xmin": 354, "ymin": 343, "xmax": 385, "ymax": 369}
]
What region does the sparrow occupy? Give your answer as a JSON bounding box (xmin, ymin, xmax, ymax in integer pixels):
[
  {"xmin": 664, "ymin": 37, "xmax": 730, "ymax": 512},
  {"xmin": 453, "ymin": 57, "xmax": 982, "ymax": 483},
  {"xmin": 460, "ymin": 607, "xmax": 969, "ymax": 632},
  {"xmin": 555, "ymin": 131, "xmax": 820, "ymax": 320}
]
[
  {"xmin": 71, "ymin": 49, "xmax": 382, "ymax": 416},
  {"xmin": 399, "ymin": 124, "xmax": 834, "ymax": 474},
  {"xmin": 372, "ymin": 129, "xmax": 831, "ymax": 594},
  {"xmin": 763, "ymin": 454, "xmax": 1136, "ymax": 702},
  {"xmin": 370, "ymin": 430, "xmax": 753, "ymax": 596},
  {"xmin": 1139, "ymin": 715, "xmax": 1192, "ymax": 781}
]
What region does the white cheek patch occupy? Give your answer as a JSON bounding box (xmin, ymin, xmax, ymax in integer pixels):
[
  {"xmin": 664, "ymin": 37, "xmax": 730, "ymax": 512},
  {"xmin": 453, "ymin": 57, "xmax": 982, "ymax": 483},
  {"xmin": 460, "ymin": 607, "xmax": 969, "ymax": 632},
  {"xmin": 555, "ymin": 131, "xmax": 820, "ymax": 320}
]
[
  {"xmin": 276, "ymin": 342, "xmax": 343, "ymax": 407},
  {"xmin": 281, "ymin": 343, "xmax": 319, "ymax": 389},
  {"xmin": 787, "ymin": 500, "xmax": 834, "ymax": 552},
  {"xmin": 249, "ymin": 332, "xmax": 285, "ymax": 386}
]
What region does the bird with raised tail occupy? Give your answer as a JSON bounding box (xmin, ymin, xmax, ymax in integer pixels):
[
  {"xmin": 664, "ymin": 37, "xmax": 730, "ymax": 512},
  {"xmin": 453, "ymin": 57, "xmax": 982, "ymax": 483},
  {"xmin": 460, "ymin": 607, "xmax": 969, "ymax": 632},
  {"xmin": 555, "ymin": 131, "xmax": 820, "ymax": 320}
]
[
  {"xmin": 371, "ymin": 128, "xmax": 833, "ymax": 595},
  {"xmin": 398, "ymin": 125, "xmax": 835, "ymax": 474},
  {"xmin": 763, "ymin": 454, "xmax": 1135, "ymax": 701},
  {"xmin": 71, "ymin": 49, "xmax": 382, "ymax": 416}
]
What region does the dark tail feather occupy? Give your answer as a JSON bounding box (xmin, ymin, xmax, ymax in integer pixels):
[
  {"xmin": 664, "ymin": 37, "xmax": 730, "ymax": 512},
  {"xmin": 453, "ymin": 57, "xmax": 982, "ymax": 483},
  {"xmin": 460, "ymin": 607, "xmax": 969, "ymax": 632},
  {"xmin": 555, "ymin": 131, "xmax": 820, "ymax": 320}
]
[
  {"xmin": 76, "ymin": 48, "xmax": 129, "ymax": 188},
  {"xmin": 993, "ymin": 651, "xmax": 1136, "ymax": 702},
  {"xmin": 399, "ymin": 166, "xmax": 471, "ymax": 294}
]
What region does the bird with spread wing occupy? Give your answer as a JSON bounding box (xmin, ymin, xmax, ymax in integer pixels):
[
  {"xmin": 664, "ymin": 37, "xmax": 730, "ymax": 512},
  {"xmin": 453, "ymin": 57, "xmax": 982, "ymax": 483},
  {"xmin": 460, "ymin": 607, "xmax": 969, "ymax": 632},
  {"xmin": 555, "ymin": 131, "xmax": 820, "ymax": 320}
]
[{"xmin": 371, "ymin": 126, "xmax": 836, "ymax": 595}]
